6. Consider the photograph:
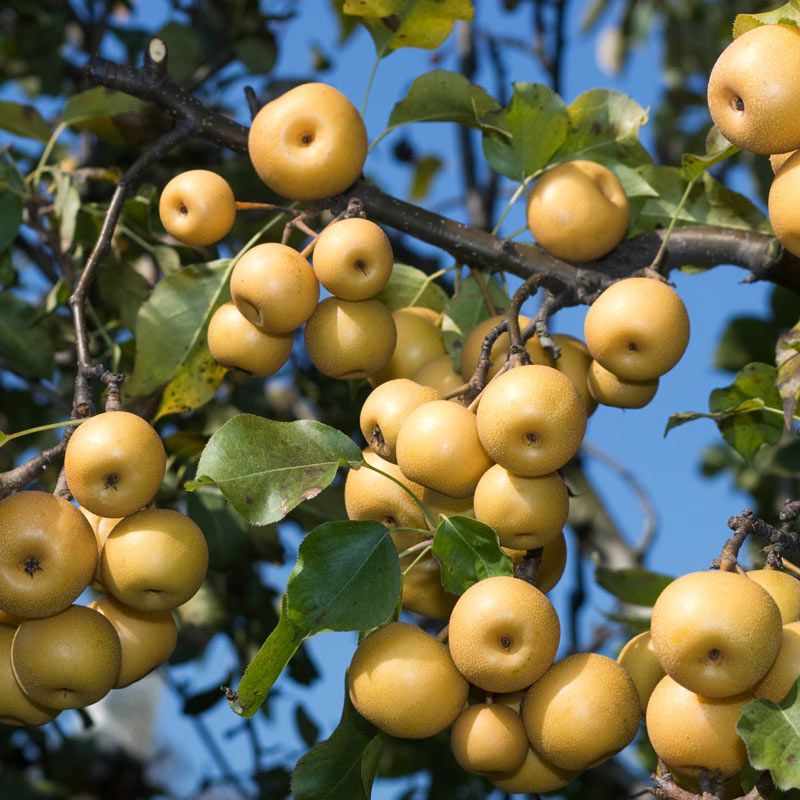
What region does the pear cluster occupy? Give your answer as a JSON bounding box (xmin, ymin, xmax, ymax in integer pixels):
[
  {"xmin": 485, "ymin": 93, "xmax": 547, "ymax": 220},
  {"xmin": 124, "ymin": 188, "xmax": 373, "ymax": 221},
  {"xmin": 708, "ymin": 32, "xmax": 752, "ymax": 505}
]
[
  {"xmin": 619, "ymin": 567, "xmax": 800, "ymax": 784},
  {"xmin": 348, "ymin": 577, "xmax": 641, "ymax": 792},
  {"xmin": 707, "ymin": 22, "xmax": 800, "ymax": 257},
  {"xmin": 0, "ymin": 410, "xmax": 208, "ymax": 727}
]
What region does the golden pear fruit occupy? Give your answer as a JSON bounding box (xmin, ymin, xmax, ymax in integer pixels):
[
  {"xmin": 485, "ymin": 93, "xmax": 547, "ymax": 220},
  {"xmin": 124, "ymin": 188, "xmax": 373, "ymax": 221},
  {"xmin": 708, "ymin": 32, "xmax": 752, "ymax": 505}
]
[
  {"xmin": 450, "ymin": 702, "xmax": 528, "ymax": 774},
  {"xmin": 401, "ymin": 554, "xmax": 457, "ymax": 620},
  {"xmin": 12, "ymin": 605, "xmax": 121, "ymax": 709},
  {"xmin": 0, "ymin": 491, "xmax": 97, "ymax": 619},
  {"xmin": 771, "ymin": 150, "xmax": 796, "ymax": 174},
  {"xmin": 752, "ymin": 621, "xmax": 800, "ymax": 703},
  {"xmin": 584, "ymin": 277, "xmax": 690, "ymax": 381},
  {"xmin": 587, "ymin": 359, "xmax": 659, "ymax": 408},
  {"xmin": 421, "ymin": 488, "xmax": 474, "ymax": 527},
  {"xmin": 746, "ymin": 568, "xmax": 800, "ymax": 623},
  {"xmin": 348, "ymin": 621, "xmax": 468, "ymax": 738},
  {"xmin": 312, "ymin": 217, "xmax": 393, "ymax": 301},
  {"xmin": 395, "ymin": 400, "xmax": 492, "ymax": 498},
  {"xmin": 101, "ymin": 508, "xmax": 209, "ymax": 611},
  {"xmin": 707, "ymin": 24, "xmax": 800, "ymax": 155},
  {"xmin": 616, "ymin": 630, "xmax": 665, "ymax": 712},
  {"xmin": 473, "ymin": 465, "xmax": 568, "ymax": 550},
  {"xmin": 541, "ymin": 333, "xmax": 598, "ymax": 416},
  {"xmin": 412, "ymin": 355, "xmax": 464, "ymax": 397},
  {"xmin": 344, "ymin": 448, "xmax": 427, "ymax": 530},
  {"xmin": 359, "ymin": 378, "xmax": 440, "ymax": 463},
  {"xmin": 248, "ymin": 82, "xmax": 367, "ymax": 200},
  {"xmin": 304, "ymin": 297, "xmax": 397, "ymax": 380},
  {"xmin": 526, "ymin": 160, "xmax": 629, "ymax": 262},
  {"xmin": 65, "ymin": 410, "xmax": 166, "ymax": 519},
  {"xmin": 79, "ymin": 506, "xmax": 123, "ymax": 587},
  {"xmin": 523, "ymin": 652, "xmax": 640, "ymax": 771},
  {"xmin": 207, "ymin": 302, "xmax": 294, "ymax": 378},
  {"xmin": 448, "ymin": 576, "xmax": 560, "ymax": 693},
  {"xmin": 488, "ymin": 745, "xmax": 579, "ymax": 794},
  {"xmin": 0, "ymin": 625, "xmax": 59, "ymax": 726},
  {"xmin": 645, "ymin": 675, "xmax": 750, "ymax": 779},
  {"xmin": 503, "ymin": 533, "xmax": 568, "ymax": 593},
  {"xmin": 650, "ymin": 569, "xmax": 782, "ymax": 698},
  {"xmin": 158, "ymin": 170, "xmax": 235, "ymax": 246},
  {"xmin": 768, "ymin": 149, "xmax": 800, "ymax": 258},
  {"xmin": 476, "ymin": 364, "xmax": 586, "ymax": 477},
  {"xmin": 89, "ymin": 595, "xmax": 178, "ymax": 689},
  {"xmin": 230, "ymin": 242, "xmax": 319, "ymax": 334},
  {"xmin": 369, "ymin": 308, "xmax": 447, "ymax": 386}
]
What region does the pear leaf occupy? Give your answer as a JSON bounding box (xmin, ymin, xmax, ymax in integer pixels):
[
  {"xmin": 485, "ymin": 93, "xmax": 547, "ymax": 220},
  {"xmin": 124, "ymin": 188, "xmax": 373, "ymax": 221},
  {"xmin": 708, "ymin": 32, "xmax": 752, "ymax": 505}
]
[
  {"xmin": 375, "ymin": 262, "xmax": 449, "ymax": 312},
  {"xmin": 595, "ymin": 566, "xmax": 674, "ymax": 607},
  {"xmin": 733, "ymin": 1, "xmax": 800, "ymax": 38}
]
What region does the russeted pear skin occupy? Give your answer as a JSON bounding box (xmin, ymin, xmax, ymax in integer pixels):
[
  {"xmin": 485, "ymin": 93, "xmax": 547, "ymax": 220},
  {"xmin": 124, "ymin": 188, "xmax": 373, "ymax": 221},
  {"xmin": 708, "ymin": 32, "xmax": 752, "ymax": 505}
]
[
  {"xmin": 542, "ymin": 334, "xmax": 598, "ymax": 416},
  {"xmin": 476, "ymin": 365, "xmax": 586, "ymax": 477},
  {"xmin": 344, "ymin": 448, "xmax": 427, "ymax": 530},
  {"xmin": 401, "ymin": 555, "xmax": 458, "ymax": 620},
  {"xmin": 64, "ymin": 411, "xmax": 167, "ymax": 519},
  {"xmin": 12, "ymin": 605, "xmax": 121, "ymax": 709},
  {"xmin": 459, "ymin": 314, "xmax": 547, "ymax": 381},
  {"xmin": 158, "ymin": 170, "xmax": 235, "ymax": 246},
  {"xmin": 348, "ymin": 622, "xmax": 468, "ymax": 738},
  {"xmin": 0, "ymin": 491, "xmax": 97, "ymax": 618},
  {"xmin": 526, "ymin": 160, "xmax": 630, "ymax": 262},
  {"xmin": 248, "ymin": 82, "xmax": 367, "ymax": 200},
  {"xmin": 488, "ymin": 745, "xmax": 579, "ymax": 794},
  {"xmin": 395, "ymin": 400, "xmax": 492, "ymax": 498},
  {"xmin": 584, "ymin": 277, "xmax": 690, "ymax": 381},
  {"xmin": 412, "ymin": 355, "xmax": 464, "ymax": 397},
  {"xmin": 0, "ymin": 626, "xmax": 58, "ymax": 726},
  {"xmin": 768, "ymin": 150, "xmax": 800, "ymax": 258},
  {"xmin": 752, "ymin": 622, "xmax": 800, "ymax": 702},
  {"xmin": 448, "ymin": 576, "xmax": 560, "ymax": 693},
  {"xmin": 587, "ymin": 359, "xmax": 659, "ymax": 409},
  {"xmin": 746, "ymin": 568, "xmax": 800, "ymax": 623},
  {"xmin": 89, "ymin": 595, "xmax": 178, "ymax": 688},
  {"xmin": 650, "ymin": 570, "xmax": 782, "ymax": 698},
  {"xmin": 645, "ymin": 675, "xmax": 750, "ymax": 778},
  {"xmin": 707, "ymin": 24, "xmax": 800, "ymax": 155},
  {"xmin": 450, "ymin": 703, "xmax": 528, "ymax": 774},
  {"xmin": 522, "ymin": 653, "xmax": 640, "ymax": 771},
  {"xmin": 359, "ymin": 379, "xmax": 440, "ymax": 463},
  {"xmin": 616, "ymin": 630, "xmax": 665, "ymax": 712},
  {"xmin": 473, "ymin": 465, "xmax": 568, "ymax": 550},
  {"xmin": 304, "ymin": 297, "xmax": 397, "ymax": 380}
]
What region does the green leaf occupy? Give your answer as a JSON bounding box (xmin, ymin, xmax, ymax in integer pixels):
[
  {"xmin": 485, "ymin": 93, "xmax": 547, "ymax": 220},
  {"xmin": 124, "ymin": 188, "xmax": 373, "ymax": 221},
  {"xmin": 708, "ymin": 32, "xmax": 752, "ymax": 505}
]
[
  {"xmin": 154, "ymin": 345, "xmax": 228, "ymax": 421},
  {"xmin": 156, "ymin": 22, "xmax": 205, "ymax": 83},
  {"xmin": 233, "ymin": 34, "xmax": 278, "ymax": 75},
  {"xmin": 0, "ymin": 101, "xmax": 51, "ymax": 141},
  {"xmin": 664, "ymin": 398, "xmax": 774, "ymax": 436},
  {"xmin": 186, "ymin": 491, "xmax": 252, "ymax": 570},
  {"xmin": 409, "ymin": 155, "xmax": 443, "ymax": 202},
  {"xmin": 481, "ymin": 82, "xmax": 569, "ymax": 182},
  {"xmin": 229, "ymin": 601, "xmax": 304, "ymax": 717},
  {"xmin": 0, "ymin": 293, "xmax": 55, "ymax": 378},
  {"xmin": 714, "ymin": 316, "xmax": 781, "ymax": 373},
  {"xmin": 441, "ymin": 274, "xmax": 508, "ymax": 370},
  {"xmin": 125, "ymin": 259, "xmax": 229, "ymax": 400},
  {"xmin": 734, "ymin": 1, "xmax": 800, "ymax": 38},
  {"xmin": 699, "ymin": 172, "xmax": 772, "ymax": 234},
  {"xmin": 54, "ymin": 173, "xmax": 81, "ymax": 253},
  {"xmin": 95, "ymin": 261, "xmax": 153, "ymax": 334},
  {"xmin": 292, "ymin": 682, "xmax": 383, "ymax": 800},
  {"xmin": 680, "ymin": 126, "xmax": 738, "ymax": 182},
  {"xmin": 294, "ymin": 705, "xmax": 320, "ymax": 748},
  {"xmin": 343, "ymin": 0, "xmax": 473, "ymax": 55},
  {"xmin": 594, "ymin": 566, "xmax": 674, "ymax": 607},
  {"xmin": 232, "ymin": 521, "xmax": 400, "ymax": 717},
  {"xmin": 190, "ymin": 415, "xmax": 363, "ymax": 525},
  {"xmin": 286, "ymin": 520, "xmax": 401, "ymax": 635},
  {"xmin": 551, "ymin": 89, "xmax": 652, "ymax": 168},
  {"xmin": 0, "ymin": 189, "xmax": 23, "ymax": 255},
  {"xmin": 709, "ymin": 363, "xmax": 785, "ymax": 463},
  {"xmin": 384, "ymin": 70, "xmax": 500, "ymax": 134},
  {"xmin": 432, "ymin": 515, "xmax": 513, "ymax": 595},
  {"xmin": 776, "ymin": 322, "xmax": 800, "ymax": 429},
  {"xmin": 62, "ymin": 87, "xmax": 148, "ymax": 144},
  {"xmin": 737, "ymin": 678, "xmax": 800, "ymax": 790},
  {"xmin": 374, "ymin": 262, "xmax": 449, "ymax": 312}
]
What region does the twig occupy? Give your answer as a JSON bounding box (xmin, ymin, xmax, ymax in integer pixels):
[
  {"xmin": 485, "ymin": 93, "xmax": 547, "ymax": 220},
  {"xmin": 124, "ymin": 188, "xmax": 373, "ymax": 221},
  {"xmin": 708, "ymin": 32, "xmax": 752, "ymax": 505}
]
[
  {"xmin": 470, "ymin": 268, "xmax": 497, "ymax": 315},
  {"xmin": 0, "ymin": 440, "xmax": 67, "ymax": 499}
]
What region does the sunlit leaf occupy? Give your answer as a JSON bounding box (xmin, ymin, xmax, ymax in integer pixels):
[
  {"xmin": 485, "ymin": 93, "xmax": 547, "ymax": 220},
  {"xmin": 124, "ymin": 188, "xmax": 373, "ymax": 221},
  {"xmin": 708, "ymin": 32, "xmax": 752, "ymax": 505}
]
[
  {"xmin": 375, "ymin": 262, "xmax": 449, "ymax": 312},
  {"xmin": 595, "ymin": 566, "xmax": 673, "ymax": 607},
  {"xmin": 0, "ymin": 101, "xmax": 51, "ymax": 141},
  {"xmin": 733, "ymin": 1, "xmax": 800, "ymax": 38}
]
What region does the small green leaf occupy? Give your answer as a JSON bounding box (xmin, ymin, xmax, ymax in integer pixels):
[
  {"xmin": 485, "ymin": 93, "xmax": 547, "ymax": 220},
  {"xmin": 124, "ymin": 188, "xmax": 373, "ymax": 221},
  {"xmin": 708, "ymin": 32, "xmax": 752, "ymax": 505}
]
[
  {"xmin": 0, "ymin": 189, "xmax": 23, "ymax": 255},
  {"xmin": 292, "ymin": 682, "xmax": 383, "ymax": 800},
  {"xmin": 375, "ymin": 263, "xmax": 449, "ymax": 312},
  {"xmin": 192, "ymin": 415, "xmax": 363, "ymax": 525},
  {"xmin": 233, "ymin": 34, "xmax": 278, "ymax": 75},
  {"xmin": 594, "ymin": 566, "xmax": 673, "ymax": 607},
  {"xmin": 156, "ymin": 22, "xmax": 205, "ymax": 82},
  {"xmin": 186, "ymin": 491, "xmax": 252, "ymax": 570},
  {"xmin": 551, "ymin": 89, "xmax": 652, "ymax": 168},
  {"xmin": 154, "ymin": 344, "xmax": 227, "ymax": 421},
  {"xmin": 0, "ymin": 293, "xmax": 55, "ymax": 378},
  {"xmin": 230, "ymin": 602, "xmax": 304, "ymax": 717},
  {"xmin": 344, "ymin": 0, "xmax": 473, "ymax": 55},
  {"xmin": 286, "ymin": 520, "xmax": 401, "ymax": 635},
  {"xmin": 0, "ymin": 101, "xmax": 51, "ymax": 141},
  {"xmin": 776, "ymin": 322, "xmax": 800, "ymax": 428},
  {"xmin": 432, "ymin": 515, "xmax": 513, "ymax": 595},
  {"xmin": 713, "ymin": 316, "xmax": 781, "ymax": 373},
  {"xmin": 96, "ymin": 260, "xmax": 153, "ymax": 334},
  {"xmin": 664, "ymin": 398, "xmax": 772, "ymax": 436},
  {"xmin": 54, "ymin": 173, "xmax": 81, "ymax": 252},
  {"xmin": 385, "ymin": 70, "xmax": 500, "ymax": 133},
  {"xmin": 409, "ymin": 155, "xmax": 442, "ymax": 201},
  {"xmin": 680, "ymin": 126, "xmax": 738, "ymax": 182},
  {"xmin": 733, "ymin": 1, "xmax": 800, "ymax": 38},
  {"xmin": 481, "ymin": 82, "xmax": 569, "ymax": 182},
  {"xmin": 737, "ymin": 678, "xmax": 800, "ymax": 790},
  {"xmin": 62, "ymin": 87, "xmax": 148, "ymax": 144},
  {"xmin": 294, "ymin": 705, "xmax": 320, "ymax": 748}
]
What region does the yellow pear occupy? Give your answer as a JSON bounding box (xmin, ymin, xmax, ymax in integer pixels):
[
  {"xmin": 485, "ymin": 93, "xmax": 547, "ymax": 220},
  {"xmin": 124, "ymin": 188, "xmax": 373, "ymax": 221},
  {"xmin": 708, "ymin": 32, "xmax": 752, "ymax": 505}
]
[
  {"xmin": 401, "ymin": 554, "xmax": 457, "ymax": 620},
  {"xmin": 450, "ymin": 702, "xmax": 528, "ymax": 774},
  {"xmin": 488, "ymin": 745, "xmax": 578, "ymax": 794},
  {"xmin": 746, "ymin": 568, "xmax": 800, "ymax": 623},
  {"xmin": 158, "ymin": 170, "xmax": 235, "ymax": 246},
  {"xmin": 616, "ymin": 630, "xmax": 665, "ymax": 712},
  {"xmin": 412, "ymin": 355, "xmax": 464, "ymax": 397},
  {"xmin": 752, "ymin": 621, "xmax": 800, "ymax": 703},
  {"xmin": 587, "ymin": 359, "xmax": 659, "ymax": 408},
  {"xmin": 768, "ymin": 150, "xmax": 800, "ymax": 258},
  {"xmin": 0, "ymin": 625, "xmax": 58, "ymax": 726}
]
